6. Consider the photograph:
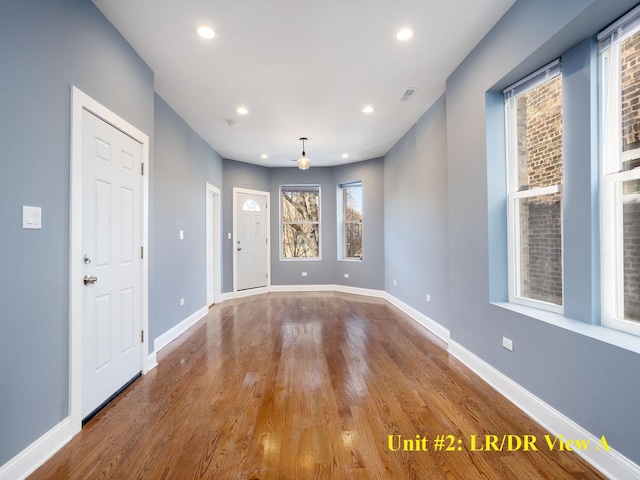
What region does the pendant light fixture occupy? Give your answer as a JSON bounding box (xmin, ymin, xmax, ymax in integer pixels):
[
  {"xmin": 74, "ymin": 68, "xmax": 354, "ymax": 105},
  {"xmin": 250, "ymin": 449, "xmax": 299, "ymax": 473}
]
[{"xmin": 297, "ymin": 137, "xmax": 311, "ymax": 170}]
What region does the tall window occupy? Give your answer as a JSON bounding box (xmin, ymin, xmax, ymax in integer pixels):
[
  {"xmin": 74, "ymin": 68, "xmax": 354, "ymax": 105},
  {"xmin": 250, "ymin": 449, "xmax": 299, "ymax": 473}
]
[
  {"xmin": 600, "ymin": 11, "xmax": 640, "ymax": 337},
  {"xmin": 504, "ymin": 60, "xmax": 563, "ymax": 312},
  {"xmin": 280, "ymin": 185, "xmax": 321, "ymax": 259},
  {"xmin": 339, "ymin": 182, "xmax": 363, "ymax": 260}
]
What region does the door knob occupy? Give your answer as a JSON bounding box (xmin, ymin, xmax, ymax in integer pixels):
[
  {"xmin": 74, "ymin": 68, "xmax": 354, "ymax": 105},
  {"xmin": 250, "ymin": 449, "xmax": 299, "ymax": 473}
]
[
  {"xmin": 83, "ymin": 275, "xmax": 98, "ymax": 285},
  {"xmin": 237, "ymin": 247, "xmax": 242, "ymax": 251}
]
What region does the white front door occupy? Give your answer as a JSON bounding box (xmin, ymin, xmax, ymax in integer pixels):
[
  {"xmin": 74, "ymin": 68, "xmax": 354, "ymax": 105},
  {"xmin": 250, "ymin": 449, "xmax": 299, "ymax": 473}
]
[
  {"xmin": 236, "ymin": 191, "xmax": 268, "ymax": 291},
  {"xmin": 81, "ymin": 109, "xmax": 143, "ymax": 419}
]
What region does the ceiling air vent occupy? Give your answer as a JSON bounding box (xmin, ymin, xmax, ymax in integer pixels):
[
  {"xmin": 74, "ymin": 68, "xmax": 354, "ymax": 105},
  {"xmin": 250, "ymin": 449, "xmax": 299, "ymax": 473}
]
[{"xmin": 399, "ymin": 87, "xmax": 418, "ymax": 102}]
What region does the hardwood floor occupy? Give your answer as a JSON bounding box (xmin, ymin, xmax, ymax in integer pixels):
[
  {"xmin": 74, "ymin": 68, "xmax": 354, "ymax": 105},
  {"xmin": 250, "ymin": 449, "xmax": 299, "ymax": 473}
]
[{"xmin": 30, "ymin": 292, "xmax": 606, "ymax": 479}]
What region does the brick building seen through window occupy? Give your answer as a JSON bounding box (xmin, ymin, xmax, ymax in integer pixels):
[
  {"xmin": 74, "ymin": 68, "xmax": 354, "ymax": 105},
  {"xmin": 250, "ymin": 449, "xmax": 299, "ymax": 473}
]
[
  {"xmin": 513, "ymin": 73, "xmax": 563, "ymax": 306},
  {"xmin": 620, "ymin": 29, "xmax": 640, "ymax": 321}
]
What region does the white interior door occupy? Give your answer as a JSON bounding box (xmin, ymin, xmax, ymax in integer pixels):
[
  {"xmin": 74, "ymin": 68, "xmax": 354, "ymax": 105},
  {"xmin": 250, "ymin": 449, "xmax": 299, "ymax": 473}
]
[
  {"xmin": 81, "ymin": 109, "xmax": 142, "ymax": 419},
  {"xmin": 236, "ymin": 191, "xmax": 268, "ymax": 291}
]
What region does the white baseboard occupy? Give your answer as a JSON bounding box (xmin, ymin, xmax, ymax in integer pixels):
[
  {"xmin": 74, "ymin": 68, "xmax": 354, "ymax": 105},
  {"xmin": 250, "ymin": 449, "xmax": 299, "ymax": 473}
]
[
  {"xmin": 383, "ymin": 292, "xmax": 450, "ymax": 343},
  {"xmin": 144, "ymin": 351, "xmax": 157, "ymax": 373},
  {"xmin": 225, "ymin": 283, "xmax": 384, "ymax": 296},
  {"xmin": 224, "ymin": 285, "xmax": 448, "ymax": 345},
  {"xmin": 448, "ymin": 341, "xmax": 640, "ymax": 480},
  {"xmin": 0, "ymin": 306, "xmax": 209, "ymax": 480},
  {"xmin": 334, "ymin": 284, "xmax": 385, "ymax": 298},
  {"xmin": 153, "ymin": 305, "xmax": 209, "ymax": 353},
  {"xmin": 7, "ymin": 288, "xmax": 633, "ymax": 480},
  {"xmin": 233, "ymin": 286, "xmax": 270, "ymax": 298},
  {"xmin": 269, "ymin": 284, "xmax": 336, "ymax": 293},
  {"xmin": 219, "ymin": 291, "xmax": 235, "ymax": 302},
  {"xmin": 0, "ymin": 418, "xmax": 73, "ymax": 480}
]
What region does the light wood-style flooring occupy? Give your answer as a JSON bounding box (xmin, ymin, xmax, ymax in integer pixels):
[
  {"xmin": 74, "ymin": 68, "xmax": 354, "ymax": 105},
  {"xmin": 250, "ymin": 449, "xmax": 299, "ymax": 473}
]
[{"xmin": 30, "ymin": 292, "xmax": 605, "ymax": 479}]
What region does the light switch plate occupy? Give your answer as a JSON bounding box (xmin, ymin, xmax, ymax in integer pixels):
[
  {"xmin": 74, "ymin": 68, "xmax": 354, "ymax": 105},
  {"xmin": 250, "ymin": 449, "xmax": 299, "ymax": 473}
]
[{"xmin": 23, "ymin": 206, "xmax": 42, "ymax": 229}]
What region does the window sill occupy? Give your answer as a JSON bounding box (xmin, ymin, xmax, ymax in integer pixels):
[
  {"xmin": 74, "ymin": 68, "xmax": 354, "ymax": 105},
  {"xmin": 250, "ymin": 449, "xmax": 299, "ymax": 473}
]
[
  {"xmin": 338, "ymin": 258, "xmax": 363, "ymax": 262},
  {"xmin": 491, "ymin": 302, "xmax": 640, "ymax": 354},
  {"xmin": 279, "ymin": 257, "xmax": 322, "ymax": 262}
]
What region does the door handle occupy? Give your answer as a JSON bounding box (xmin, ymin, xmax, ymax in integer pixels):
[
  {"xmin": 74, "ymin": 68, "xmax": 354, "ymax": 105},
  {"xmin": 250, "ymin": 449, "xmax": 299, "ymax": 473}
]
[{"xmin": 84, "ymin": 275, "xmax": 98, "ymax": 285}]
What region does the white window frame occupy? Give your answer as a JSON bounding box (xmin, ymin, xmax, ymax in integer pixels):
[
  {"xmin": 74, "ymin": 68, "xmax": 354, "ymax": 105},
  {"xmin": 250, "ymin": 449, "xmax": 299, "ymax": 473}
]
[
  {"xmin": 504, "ymin": 60, "xmax": 564, "ymax": 314},
  {"xmin": 599, "ymin": 19, "xmax": 640, "ymax": 337},
  {"xmin": 279, "ymin": 184, "xmax": 322, "ymax": 261},
  {"xmin": 337, "ymin": 181, "xmax": 363, "ymax": 261}
]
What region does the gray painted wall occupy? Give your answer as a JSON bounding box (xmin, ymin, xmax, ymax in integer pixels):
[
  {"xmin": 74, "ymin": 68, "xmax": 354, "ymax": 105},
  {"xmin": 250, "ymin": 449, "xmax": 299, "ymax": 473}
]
[
  {"xmin": 222, "ymin": 158, "xmax": 385, "ymax": 292},
  {"xmin": 269, "ymin": 167, "xmax": 337, "ymax": 286},
  {"xmin": 3, "ymin": 0, "xmax": 640, "ymax": 471},
  {"xmin": 265, "ymin": 161, "xmax": 385, "ymax": 289},
  {"xmin": 150, "ymin": 94, "xmax": 223, "ymax": 343},
  {"xmin": 445, "ymin": 0, "xmax": 640, "ymax": 463},
  {"xmin": 0, "ymin": 0, "xmax": 154, "ymax": 465},
  {"xmin": 334, "ymin": 158, "xmax": 385, "ymax": 291},
  {"xmin": 562, "ymin": 38, "xmax": 600, "ymax": 324},
  {"xmin": 384, "ymin": 95, "xmax": 450, "ymax": 327},
  {"xmin": 221, "ymin": 159, "xmax": 270, "ymax": 293}
]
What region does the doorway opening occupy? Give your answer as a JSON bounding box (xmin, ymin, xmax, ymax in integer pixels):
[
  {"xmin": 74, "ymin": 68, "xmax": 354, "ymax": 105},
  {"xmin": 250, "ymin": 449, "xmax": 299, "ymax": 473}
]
[{"xmin": 206, "ymin": 183, "xmax": 222, "ymax": 306}]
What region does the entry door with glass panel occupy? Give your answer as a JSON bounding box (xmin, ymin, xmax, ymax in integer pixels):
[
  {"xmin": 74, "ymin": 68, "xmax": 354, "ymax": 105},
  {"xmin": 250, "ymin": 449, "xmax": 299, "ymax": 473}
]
[{"xmin": 236, "ymin": 192, "xmax": 268, "ymax": 290}]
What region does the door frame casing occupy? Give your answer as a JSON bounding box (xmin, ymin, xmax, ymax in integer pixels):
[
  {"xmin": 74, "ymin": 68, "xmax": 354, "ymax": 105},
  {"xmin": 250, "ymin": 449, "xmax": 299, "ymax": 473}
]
[
  {"xmin": 232, "ymin": 187, "xmax": 271, "ymax": 293},
  {"xmin": 69, "ymin": 86, "xmax": 151, "ymax": 434},
  {"xmin": 206, "ymin": 183, "xmax": 222, "ymax": 306}
]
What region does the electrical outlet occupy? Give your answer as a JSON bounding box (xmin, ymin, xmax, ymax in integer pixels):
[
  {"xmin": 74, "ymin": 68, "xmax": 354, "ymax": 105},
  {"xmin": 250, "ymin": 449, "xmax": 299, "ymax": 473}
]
[
  {"xmin": 426, "ymin": 294, "xmax": 431, "ymax": 302},
  {"xmin": 180, "ymin": 298, "xmax": 185, "ymax": 306},
  {"xmin": 502, "ymin": 337, "xmax": 513, "ymax": 351},
  {"xmin": 179, "ymin": 230, "xmax": 184, "ymax": 240},
  {"xmin": 228, "ymin": 232, "xmax": 231, "ymax": 239},
  {"xmin": 393, "ymin": 280, "xmax": 397, "ymax": 286},
  {"xmin": 344, "ymin": 273, "xmax": 349, "ymax": 278},
  {"xmin": 301, "ymin": 272, "xmax": 307, "ymax": 277}
]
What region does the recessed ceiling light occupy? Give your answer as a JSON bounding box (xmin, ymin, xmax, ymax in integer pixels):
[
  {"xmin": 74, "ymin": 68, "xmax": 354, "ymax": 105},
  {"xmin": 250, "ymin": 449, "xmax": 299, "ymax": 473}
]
[
  {"xmin": 395, "ymin": 28, "xmax": 414, "ymax": 41},
  {"xmin": 361, "ymin": 106, "xmax": 375, "ymax": 114},
  {"xmin": 261, "ymin": 154, "xmax": 268, "ymax": 159},
  {"xmin": 236, "ymin": 107, "xmax": 249, "ymax": 115},
  {"xmin": 197, "ymin": 26, "xmax": 215, "ymax": 39},
  {"xmin": 342, "ymin": 153, "xmax": 349, "ymax": 159}
]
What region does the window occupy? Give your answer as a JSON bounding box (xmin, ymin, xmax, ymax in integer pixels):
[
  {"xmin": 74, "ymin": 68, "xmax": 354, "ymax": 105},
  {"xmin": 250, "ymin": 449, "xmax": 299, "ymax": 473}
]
[
  {"xmin": 599, "ymin": 9, "xmax": 640, "ymax": 336},
  {"xmin": 504, "ymin": 60, "xmax": 563, "ymax": 312},
  {"xmin": 242, "ymin": 199, "xmax": 261, "ymax": 212},
  {"xmin": 280, "ymin": 185, "xmax": 320, "ymax": 259},
  {"xmin": 339, "ymin": 182, "xmax": 363, "ymax": 260}
]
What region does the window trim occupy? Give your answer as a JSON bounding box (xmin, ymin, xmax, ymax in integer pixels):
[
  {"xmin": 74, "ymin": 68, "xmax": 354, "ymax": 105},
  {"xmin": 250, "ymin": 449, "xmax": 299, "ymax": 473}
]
[
  {"xmin": 601, "ymin": 172, "xmax": 640, "ymax": 336},
  {"xmin": 279, "ymin": 184, "xmax": 322, "ymax": 261},
  {"xmin": 600, "ymin": 27, "xmax": 640, "ymax": 336},
  {"xmin": 506, "ymin": 185, "xmax": 564, "ymax": 313},
  {"xmin": 504, "ymin": 62, "xmax": 565, "ymax": 314},
  {"xmin": 338, "ymin": 181, "xmax": 363, "ymax": 261}
]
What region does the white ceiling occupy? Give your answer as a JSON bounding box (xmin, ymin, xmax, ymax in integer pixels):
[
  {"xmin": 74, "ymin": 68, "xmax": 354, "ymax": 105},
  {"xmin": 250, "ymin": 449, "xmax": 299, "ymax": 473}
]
[{"xmin": 92, "ymin": 0, "xmax": 515, "ymax": 168}]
